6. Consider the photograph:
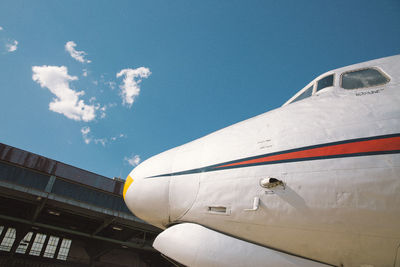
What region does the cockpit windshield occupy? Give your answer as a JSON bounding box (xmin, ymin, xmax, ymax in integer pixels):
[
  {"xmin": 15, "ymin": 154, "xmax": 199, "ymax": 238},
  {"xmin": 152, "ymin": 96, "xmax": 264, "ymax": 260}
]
[
  {"xmin": 283, "ymin": 55, "xmax": 396, "ymax": 107},
  {"xmin": 285, "ymin": 73, "xmax": 335, "ymax": 105},
  {"xmin": 291, "ymin": 85, "xmax": 313, "ymax": 104},
  {"xmin": 316, "ymin": 74, "xmax": 334, "ymax": 92},
  {"xmin": 341, "ymin": 68, "xmax": 389, "ymax": 89}
]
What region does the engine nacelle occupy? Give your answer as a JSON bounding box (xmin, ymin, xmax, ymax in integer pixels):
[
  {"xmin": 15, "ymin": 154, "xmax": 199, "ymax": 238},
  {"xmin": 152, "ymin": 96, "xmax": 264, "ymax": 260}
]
[{"xmin": 153, "ymin": 223, "xmax": 332, "ymax": 267}]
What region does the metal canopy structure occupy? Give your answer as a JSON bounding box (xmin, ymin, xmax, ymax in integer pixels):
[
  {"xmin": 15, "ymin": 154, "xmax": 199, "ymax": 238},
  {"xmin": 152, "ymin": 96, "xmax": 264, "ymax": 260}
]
[{"xmin": 0, "ymin": 143, "xmax": 171, "ymax": 267}]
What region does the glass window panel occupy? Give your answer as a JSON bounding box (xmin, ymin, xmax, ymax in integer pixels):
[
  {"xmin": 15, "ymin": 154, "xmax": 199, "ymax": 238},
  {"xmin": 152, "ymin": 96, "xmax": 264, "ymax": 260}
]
[
  {"xmin": 0, "ymin": 228, "xmax": 16, "ymax": 252},
  {"xmin": 43, "ymin": 236, "xmax": 60, "ymax": 258},
  {"xmin": 316, "ymin": 74, "xmax": 334, "ymax": 92},
  {"xmin": 29, "ymin": 233, "xmax": 46, "ymax": 256},
  {"xmin": 0, "ymin": 226, "xmax": 4, "ymax": 236},
  {"xmin": 16, "ymin": 232, "xmax": 33, "ymax": 254},
  {"xmin": 291, "ymin": 85, "xmax": 313, "ymax": 104},
  {"xmin": 57, "ymin": 239, "xmax": 72, "ymax": 261},
  {"xmin": 342, "ymin": 68, "xmax": 389, "ymax": 89}
]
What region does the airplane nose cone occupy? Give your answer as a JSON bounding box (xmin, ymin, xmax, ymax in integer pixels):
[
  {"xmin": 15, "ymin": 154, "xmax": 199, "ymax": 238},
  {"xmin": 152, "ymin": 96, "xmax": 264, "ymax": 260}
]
[
  {"xmin": 123, "ymin": 160, "xmax": 170, "ymax": 229},
  {"xmin": 123, "ymin": 175, "xmax": 134, "ymax": 200}
]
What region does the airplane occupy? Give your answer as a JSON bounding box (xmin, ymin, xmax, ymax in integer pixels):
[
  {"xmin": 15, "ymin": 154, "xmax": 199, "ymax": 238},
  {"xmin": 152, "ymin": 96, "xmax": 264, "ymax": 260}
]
[{"xmin": 123, "ymin": 55, "xmax": 400, "ymax": 267}]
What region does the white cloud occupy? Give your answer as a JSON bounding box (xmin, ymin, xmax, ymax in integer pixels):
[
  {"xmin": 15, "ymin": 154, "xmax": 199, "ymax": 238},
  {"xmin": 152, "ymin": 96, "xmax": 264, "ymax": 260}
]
[
  {"xmin": 92, "ymin": 102, "xmax": 107, "ymax": 119},
  {"xmin": 124, "ymin": 154, "xmax": 141, "ymax": 167},
  {"xmin": 98, "ymin": 103, "xmax": 116, "ymax": 119},
  {"xmin": 6, "ymin": 40, "xmax": 18, "ymax": 52},
  {"xmin": 0, "ymin": 26, "xmax": 3, "ymax": 31},
  {"xmin": 111, "ymin": 133, "xmax": 126, "ymax": 141},
  {"xmin": 94, "ymin": 138, "xmax": 107, "ymax": 146},
  {"xmin": 106, "ymin": 81, "xmax": 116, "ymax": 90},
  {"xmin": 116, "ymin": 67, "xmax": 151, "ymax": 107},
  {"xmin": 98, "ymin": 74, "xmax": 116, "ymax": 89},
  {"xmin": 81, "ymin": 126, "xmax": 125, "ymax": 146},
  {"xmin": 32, "ymin": 65, "xmax": 96, "ymax": 121},
  {"xmin": 81, "ymin": 126, "xmax": 92, "ymax": 144},
  {"xmin": 82, "ymin": 69, "xmax": 88, "ymax": 77},
  {"xmin": 99, "ymin": 106, "xmax": 107, "ymax": 119},
  {"xmin": 81, "ymin": 126, "xmax": 105, "ymax": 146},
  {"xmin": 65, "ymin": 41, "xmax": 91, "ymax": 63},
  {"xmin": 81, "ymin": 126, "xmax": 90, "ymax": 135}
]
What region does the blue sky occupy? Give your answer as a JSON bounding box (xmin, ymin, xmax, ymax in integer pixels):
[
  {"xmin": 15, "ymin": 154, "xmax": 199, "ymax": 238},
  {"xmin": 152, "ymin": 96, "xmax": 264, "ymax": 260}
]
[{"xmin": 0, "ymin": 0, "xmax": 399, "ymax": 179}]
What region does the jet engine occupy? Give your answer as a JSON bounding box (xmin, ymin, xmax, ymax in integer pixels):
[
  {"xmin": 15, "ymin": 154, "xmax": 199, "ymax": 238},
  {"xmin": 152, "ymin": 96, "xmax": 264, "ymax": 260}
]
[{"xmin": 153, "ymin": 223, "xmax": 332, "ymax": 267}]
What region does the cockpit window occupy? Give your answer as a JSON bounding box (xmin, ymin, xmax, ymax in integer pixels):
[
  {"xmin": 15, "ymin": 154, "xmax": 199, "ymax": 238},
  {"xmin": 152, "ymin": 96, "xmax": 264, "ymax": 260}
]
[
  {"xmin": 341, "ymin": 68, "xmax": 390, "ymax": 89},
  {"xmin": 291, "ymin": 85, "xmax": 313, "ymax": 103},
  {"xmin": 316, "ymin": 74, "xmax": 334, "ymax": 92}
]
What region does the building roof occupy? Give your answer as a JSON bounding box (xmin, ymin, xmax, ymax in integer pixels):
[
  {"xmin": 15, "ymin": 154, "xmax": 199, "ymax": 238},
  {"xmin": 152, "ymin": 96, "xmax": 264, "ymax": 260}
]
[{"xmin": 0, "ymin": 143, "xmax": 170, "ymax": 266}]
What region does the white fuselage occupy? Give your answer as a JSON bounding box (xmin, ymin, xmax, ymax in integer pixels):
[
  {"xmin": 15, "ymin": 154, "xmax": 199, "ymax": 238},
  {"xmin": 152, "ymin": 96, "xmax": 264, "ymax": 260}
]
[{"xmin": 124, "ymin": 55, "xmax": 400, "ymax": 267}]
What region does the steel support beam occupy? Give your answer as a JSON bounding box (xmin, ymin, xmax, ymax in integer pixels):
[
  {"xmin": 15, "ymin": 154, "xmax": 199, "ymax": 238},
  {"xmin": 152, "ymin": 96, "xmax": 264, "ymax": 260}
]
[
  {"xmin": 31, "ymin": 176, "xmax": 56, "ymax": 223},
  {"xmin": 31, "ymin": 199, "xmax": 47, "ymax": 222},
  {"xmin": 0, "ymin": 226, "xmax": 7, "ymax": 244},
  {"xmin": 92, "ymin": 217, "xmax": 115, "ymax": 236},
  {"xmin": 25, "ymin": 232, "xmax": 37, "ymax": 256},
  {"xmin": 0, "ymin": 214, "xmax": 154, "ymax": 251},
  {"xmin": 39, "ymin": 234, "xmax": 50, "ymax": 257},
  {"xmin": 53, "ymin": 236, "xmax": 62, "ymax": 260},
  {"xmin": 0, "ymin": 180, "xmax": 143, "ymax": 222}
]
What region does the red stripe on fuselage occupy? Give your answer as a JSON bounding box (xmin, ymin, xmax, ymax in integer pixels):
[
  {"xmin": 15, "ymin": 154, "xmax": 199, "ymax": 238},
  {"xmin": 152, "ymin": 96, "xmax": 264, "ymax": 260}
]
[{"xmin": 215, "ymin": 136, "xmax": 400, "ymax": 169}]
